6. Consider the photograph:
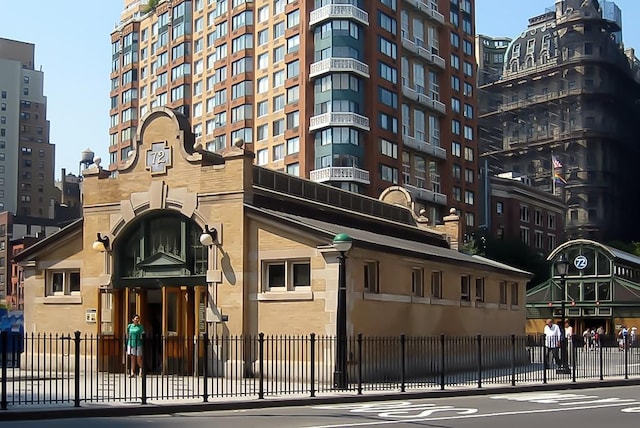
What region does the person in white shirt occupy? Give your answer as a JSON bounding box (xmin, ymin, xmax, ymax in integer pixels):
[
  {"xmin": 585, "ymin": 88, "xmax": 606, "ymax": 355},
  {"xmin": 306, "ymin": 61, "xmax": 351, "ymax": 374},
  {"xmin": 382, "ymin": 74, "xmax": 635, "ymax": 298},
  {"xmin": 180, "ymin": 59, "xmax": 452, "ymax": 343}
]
[{"xmin": 544, "ymin": 318, "xmax": 562, "ymax": 366}]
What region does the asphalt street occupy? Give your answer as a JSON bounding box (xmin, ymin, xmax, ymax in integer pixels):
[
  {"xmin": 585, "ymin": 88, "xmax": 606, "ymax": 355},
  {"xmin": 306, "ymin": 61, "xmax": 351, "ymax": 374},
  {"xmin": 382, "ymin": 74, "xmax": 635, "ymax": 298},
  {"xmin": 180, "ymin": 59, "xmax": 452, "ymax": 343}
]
[{"xmin": 2, "ymin": 385, "xmax": 640, "ymax": 427}]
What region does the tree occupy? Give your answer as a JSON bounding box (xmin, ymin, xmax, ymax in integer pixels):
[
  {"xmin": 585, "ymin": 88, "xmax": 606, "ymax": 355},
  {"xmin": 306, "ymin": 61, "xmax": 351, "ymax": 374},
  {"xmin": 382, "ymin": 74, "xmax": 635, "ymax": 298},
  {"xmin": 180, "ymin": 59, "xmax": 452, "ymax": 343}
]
[{"xmin": 463, "ymin": 232, "xmax": 550, "ymax": 289}]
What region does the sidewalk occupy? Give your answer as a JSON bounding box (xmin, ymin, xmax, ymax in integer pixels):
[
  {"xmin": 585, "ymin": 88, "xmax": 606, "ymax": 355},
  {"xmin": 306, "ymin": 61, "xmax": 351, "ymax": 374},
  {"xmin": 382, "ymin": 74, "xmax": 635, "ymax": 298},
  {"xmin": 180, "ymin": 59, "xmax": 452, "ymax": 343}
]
[{"xmin": 2, "ymin": 376, "xmax": 640, "ymax": 422}]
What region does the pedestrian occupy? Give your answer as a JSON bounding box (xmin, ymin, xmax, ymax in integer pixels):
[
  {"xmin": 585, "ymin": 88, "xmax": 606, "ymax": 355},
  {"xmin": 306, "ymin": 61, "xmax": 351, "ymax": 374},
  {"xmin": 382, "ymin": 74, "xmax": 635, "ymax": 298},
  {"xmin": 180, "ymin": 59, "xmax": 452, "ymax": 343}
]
[
  {"xmin": 127, "ymin": 314, "xmax": 145, "ymax": 377},
  {"xmin": 544, "ymin": 318, "xmax": 561, "ymax": 366},
  {"xmin": 565, "ymin": 320, "xmax": 573, "ymax": 363}
]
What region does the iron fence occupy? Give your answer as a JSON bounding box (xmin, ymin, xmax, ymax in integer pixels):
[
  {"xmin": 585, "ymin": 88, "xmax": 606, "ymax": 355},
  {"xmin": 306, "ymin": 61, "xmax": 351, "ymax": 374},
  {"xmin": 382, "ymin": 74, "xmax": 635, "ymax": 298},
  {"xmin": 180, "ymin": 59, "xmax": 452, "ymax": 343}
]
[{"xmin": 1, "ymin": 331, "xmax": 639, "ymax": 409}]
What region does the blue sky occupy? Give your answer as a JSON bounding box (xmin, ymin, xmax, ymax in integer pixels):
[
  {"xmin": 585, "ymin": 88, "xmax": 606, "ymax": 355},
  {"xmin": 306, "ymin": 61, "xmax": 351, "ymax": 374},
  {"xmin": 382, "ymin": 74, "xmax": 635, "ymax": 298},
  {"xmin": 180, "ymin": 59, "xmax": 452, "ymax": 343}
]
[{"xmin": 1, "ymin": 0, "xmax": 639, "ymax": 179}]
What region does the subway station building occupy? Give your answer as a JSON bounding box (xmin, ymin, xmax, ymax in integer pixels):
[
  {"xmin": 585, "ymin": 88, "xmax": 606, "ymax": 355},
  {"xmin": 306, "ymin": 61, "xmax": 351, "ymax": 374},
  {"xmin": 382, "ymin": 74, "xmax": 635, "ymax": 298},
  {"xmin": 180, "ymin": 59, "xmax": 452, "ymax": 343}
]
[
  {"xmin": 15, "ymin": 109, "xmax": 531, "ymax": 369},
  {"xmin": 527, "ymin": 239, "xmax": 640, "ymax": 335}
]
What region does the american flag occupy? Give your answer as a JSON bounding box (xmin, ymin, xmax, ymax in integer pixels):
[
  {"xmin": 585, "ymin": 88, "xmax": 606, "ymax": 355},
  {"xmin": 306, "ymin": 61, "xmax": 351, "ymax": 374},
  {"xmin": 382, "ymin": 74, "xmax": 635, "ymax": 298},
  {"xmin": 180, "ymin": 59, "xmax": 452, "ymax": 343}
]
[{"xmin": 552, "ymin": 155, "xmax": 562, "ymax": 169}]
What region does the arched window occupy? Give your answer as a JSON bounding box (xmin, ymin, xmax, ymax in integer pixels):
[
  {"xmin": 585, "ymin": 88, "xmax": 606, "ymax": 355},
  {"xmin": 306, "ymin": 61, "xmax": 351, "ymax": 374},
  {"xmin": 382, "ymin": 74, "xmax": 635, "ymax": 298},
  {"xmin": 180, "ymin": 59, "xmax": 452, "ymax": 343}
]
[{"xmin": 114, "ymin": 212, "xmax": 207, "ymax": 287}]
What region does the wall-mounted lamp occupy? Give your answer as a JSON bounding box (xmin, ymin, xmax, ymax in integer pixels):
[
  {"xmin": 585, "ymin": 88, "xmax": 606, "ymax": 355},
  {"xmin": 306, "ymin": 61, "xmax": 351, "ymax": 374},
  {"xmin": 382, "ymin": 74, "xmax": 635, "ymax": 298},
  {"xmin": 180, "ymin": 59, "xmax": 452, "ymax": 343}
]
[
  {"xmin": 92, "ymin": 233, "xmax": 110, "ymax": 253},
  {"xmin": 199, "ymin": 225, "xmax": 218, "ymax": 247}
]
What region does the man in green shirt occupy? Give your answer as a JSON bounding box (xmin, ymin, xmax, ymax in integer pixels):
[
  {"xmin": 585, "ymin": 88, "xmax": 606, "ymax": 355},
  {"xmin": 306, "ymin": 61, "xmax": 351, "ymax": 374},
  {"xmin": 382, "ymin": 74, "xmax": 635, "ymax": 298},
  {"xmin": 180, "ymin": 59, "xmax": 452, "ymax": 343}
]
[{"xmin": 127, "ymin": 314, "xmax": 145, "ymax": 377}]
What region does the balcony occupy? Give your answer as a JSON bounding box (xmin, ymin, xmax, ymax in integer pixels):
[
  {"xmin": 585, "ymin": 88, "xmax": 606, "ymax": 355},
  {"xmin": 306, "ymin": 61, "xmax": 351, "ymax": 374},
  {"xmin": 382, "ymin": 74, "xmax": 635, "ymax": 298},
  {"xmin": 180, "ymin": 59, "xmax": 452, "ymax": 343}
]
[
  {"xmin": 309, "ymin": 57, "xmax": 370, "ymax": 79},
  {"xmin": 403, "ymin": 134, "xmax": 447, "ymax": 159},
  {"xmin": 309, "ymin": 4, "xmax": 369, "ymax": 28},
  {"xmin": 401, "ymin": 38, "xmax": 446, "ymax": 70},
  {"xmin": 402, "ymin": 86, "xmax": 447, "ymax": 115},
  {"xmin": 404, "ymin": 184, "xmax": 447, "ymax": 206},
  {"xmin": 310, "ymin": 166, "xmax": 370, "ymax": 185},
  {"xmin": 404, "ymin": 0, "xmax": 445, "ymax": 24},
  {"xmin": 309, "ymin": 112, "xmax": 370, "ymax": 132}
]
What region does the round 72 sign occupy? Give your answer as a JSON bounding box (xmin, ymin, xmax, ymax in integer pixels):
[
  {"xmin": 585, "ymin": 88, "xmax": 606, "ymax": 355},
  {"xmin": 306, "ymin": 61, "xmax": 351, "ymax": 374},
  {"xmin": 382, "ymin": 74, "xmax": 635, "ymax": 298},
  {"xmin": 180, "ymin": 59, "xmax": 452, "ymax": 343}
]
[{"xmin": 574, "ymin": 255, "xmax": 588, "ymax": 270}]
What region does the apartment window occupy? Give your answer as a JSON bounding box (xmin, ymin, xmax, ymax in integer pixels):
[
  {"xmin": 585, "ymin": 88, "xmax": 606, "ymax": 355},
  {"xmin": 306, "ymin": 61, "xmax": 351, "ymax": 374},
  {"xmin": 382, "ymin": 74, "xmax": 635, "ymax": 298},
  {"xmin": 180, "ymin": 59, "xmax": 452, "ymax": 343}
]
[
  {"xmin": 47, "ymin": 271, "xmax": 80, "ymax": 296},
  {"xmin": 380, "ymin": 138, "xmax": 398, "ymax": 159},
  {"xmin": 287, "ymin": 35, "xmax": 300, "ymax": 54},
  {"xmin": 475, "ymin": 278, "xmax": 485, "ymax": 302},
  {"xmin": 379, "ymin": 36, "xmax": 397, "ymax": 59},
  {"xmin": 412, "ymin": 268, "xmax": 424, "ymax": 297},
  {"xmin": 272, "ymin": 144, "xmax": 285, "ymax": 161},
  {"xmin": 465, "ymin": 168, "xmax": 474, "ymax": 183},
  {"xmin": 463, "ymin": 40, "xmax": 473, "ymax": 55},
  {"xmin": 287, "ymin": 10, "xmax": 300, "ymax": 28},
  {"xmin": 535, "ymin": 231, "xmax": 544, "ymax": 248},
  {"xmin": 451, "ymin": 54, "xmax": 460, "ymax": 69},
  {"xmin": 364, "ymin": 261, "xmax": 379, "ymax": 293},
  {"xmin": 452, "ymin": 141, "xmax": 461, "ymax": 157},
  {"xmin": 452, "ymin": 75, "xmax": 460, "ymax": 92},
  {"xmin": 499, "ymin": 281, "xmax": 507, "ymax": 305},
  {"xmin": 258, "ymin": 5, "xmax": 269, "ymax": 22},
  {"xmin": 548, "ymin": 213, "xmax": 556, "ymax": 229},
  {"xmin": 286, "ymin": 111, "xmax": 299, "ymax": 130},
  {"xmin": 287, "ymin": 60, "xmax": 299, "ymax": 79},
  {"xmin": 286, "ymin": 137, "xmax": 299, "ymax": 155},
  {"xmin": 520, "ymin": 227, "xmax": 530, "ymax": 245},
  {"xmin": 520, "ymin": 205, "xmax": 530, "ymax": 222},
  {"xmin": 287, "ymin": 85, "xmax": 299, "ymax": 104},
  {"xmin": 464, "ymin": 190, "xmax": 474, "ymax": 205},
  {"xmin": 263, "ymin": 260, "xmax": 310, "ymax": 291},
  {"xmin": 464, "ymin": 104, "xmax": 473, "ymax": 119},
  {"xmin": 463, "ymin": 61, "xmax": 473, "ymax": 77},
  {"xmin": 464, "ymin": 125, "xmax": 473, "ymax": 141},
  {"xmin": 257, "ymin": 149, "xmax": 268, "ymax": 165},
  {"xmin": 510, "ymin": 282, "xmax": 519, "ymax": 306},
  {"xmin": 460, "ymin": 275, "xmax": 471, "ymax": 301},
  {"xmin": 547, "ymin": 234, "xmax": 556, "ymax": 250},
  {"xmin": 273, "ymin": 45, "xmax": 285, "ymax": 63},
  {"xmin": 451, "ymin": 32, "xmax": 459, "ymax": 48},
  {"xmin": 464, "ymin": 82, "xmax": 473, "ymax": 96},
  {"xmin": 451, "ymin": 98, "xmax": 461, "ymax": 113},
  {"xmin": 258, "ymin": 29, "xmax": 269, "ymax": 46},
  {"xmin": 380, "ymin": 164, "xmax": 398, "ymax": 184},
  {"xmin": 286, "ymin": 163, "xmax": 299, "ymax": 176},
  {"xmin": 273, "ymin": 119, "xmax": 284, "ymax": 136},
  {"xmin": 431, "ymin": 271, "xmax": 442, "ymax": 298},
  {"xmin": 496, "ymin": 201, "xmax": 503, "ymax": 214},
  {"xmin": 379, "ymin": 61, "xmax": 398, "ymax": 83},
  {"xmin": 378, "ymin": 11, "xmax": 397, "ymax": 34},
  {"xmin": 451, "ymin": 119, "xmax": 461, "ymax": 135},
  {"xmin": 464, "ymin": 146, "xmax": 474, "ymax": 162},
  {"xmin": 273, "ymin": 21, "xmax": 285, "ymax": 38}
]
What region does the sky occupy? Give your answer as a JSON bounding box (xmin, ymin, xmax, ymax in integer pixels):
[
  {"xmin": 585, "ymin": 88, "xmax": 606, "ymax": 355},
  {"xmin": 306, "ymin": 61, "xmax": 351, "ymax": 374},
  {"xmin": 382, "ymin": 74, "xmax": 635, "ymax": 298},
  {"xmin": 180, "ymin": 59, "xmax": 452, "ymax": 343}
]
[{"xmin": 1, "ymin": 0, "xmax": 639, "ymax": 179}]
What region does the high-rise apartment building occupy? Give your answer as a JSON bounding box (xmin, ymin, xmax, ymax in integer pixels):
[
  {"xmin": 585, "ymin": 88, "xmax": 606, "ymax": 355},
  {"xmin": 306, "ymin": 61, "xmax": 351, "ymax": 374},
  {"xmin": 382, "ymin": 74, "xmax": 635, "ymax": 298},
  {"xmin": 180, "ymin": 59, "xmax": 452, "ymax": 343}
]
[
  {"xmin": 0, "ymin": 38, "xmax": 57, "ymax": 218},
  {"xmin": 478, "ymin": 0, "xmax": 640, "ymax": 242},
  {"xmin": 109, "ymin": 0, "xmax": 479, "ymax": 232}
]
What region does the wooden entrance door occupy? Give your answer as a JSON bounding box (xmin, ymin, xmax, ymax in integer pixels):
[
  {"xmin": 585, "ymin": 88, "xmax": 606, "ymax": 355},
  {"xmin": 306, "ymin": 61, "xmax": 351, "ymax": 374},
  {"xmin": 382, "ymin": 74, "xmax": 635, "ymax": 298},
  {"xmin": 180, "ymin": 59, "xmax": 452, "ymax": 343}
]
[{"xmin": 163, "ymin": 286, "xmax": 195, "ymax": 374}]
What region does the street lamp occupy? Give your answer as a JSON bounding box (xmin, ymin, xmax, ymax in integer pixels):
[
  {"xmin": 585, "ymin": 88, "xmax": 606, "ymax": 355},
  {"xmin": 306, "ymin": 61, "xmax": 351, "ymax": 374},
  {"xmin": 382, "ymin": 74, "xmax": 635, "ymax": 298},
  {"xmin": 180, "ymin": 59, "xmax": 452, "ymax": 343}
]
[
  {"xmin": 554, "ymin": 254, "xmax": 571, "ymax": 374},
  {"xmin": 332, "ymin": 233, "xmax": 352, "ymax": 389}
]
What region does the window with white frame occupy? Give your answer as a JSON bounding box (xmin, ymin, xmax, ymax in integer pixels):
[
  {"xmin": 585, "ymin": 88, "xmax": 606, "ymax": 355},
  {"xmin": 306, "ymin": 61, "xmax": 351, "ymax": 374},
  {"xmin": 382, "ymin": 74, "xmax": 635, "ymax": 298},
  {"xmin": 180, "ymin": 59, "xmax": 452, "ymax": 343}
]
[
  {"xmin": 263, "ymin": 260, "xmax": 310, "ymax": 291},
  {"xmin": 364, "ymin": 261, "xmax": 379, "ymax": 293},
  {"xmin": 47, "ymin": 270, "xmax": 80, "ymax": 296},
  {"xmin": 412, "ymin": 268, "xmax": 424, "ymax": 297}
]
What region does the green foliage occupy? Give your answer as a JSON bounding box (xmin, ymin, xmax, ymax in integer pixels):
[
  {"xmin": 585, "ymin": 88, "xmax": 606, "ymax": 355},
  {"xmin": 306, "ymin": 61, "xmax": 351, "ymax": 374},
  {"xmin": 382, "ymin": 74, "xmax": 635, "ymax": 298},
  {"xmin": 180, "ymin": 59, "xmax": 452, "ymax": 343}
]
[
  {"xmin": 464, "ymin": 231, "xmax": 550, "ymax": 289},
  {"xmin": 607, "ymin": 240, "xmax": 640, "ymax": 256},
  {"xmin": 142, "ymin": 0, "xmax": 161, "ymax": 13}
]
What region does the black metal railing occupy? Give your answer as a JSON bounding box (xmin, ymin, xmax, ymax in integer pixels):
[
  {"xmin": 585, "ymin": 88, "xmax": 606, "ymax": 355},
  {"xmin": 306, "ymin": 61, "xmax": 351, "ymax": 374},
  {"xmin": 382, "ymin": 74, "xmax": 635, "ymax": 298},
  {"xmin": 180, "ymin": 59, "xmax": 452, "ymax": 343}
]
[{"xmin": 1, "ymin": 331, "xmax": 639, "ymax": 409}]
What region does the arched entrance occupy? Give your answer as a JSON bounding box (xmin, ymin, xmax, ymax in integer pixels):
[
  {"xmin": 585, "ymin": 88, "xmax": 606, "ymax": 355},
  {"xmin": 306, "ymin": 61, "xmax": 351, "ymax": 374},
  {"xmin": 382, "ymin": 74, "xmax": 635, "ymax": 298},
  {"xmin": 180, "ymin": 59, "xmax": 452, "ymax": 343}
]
[{"xmin": 99, "ymin": 211, "xmax": 208, "ymax": 374}]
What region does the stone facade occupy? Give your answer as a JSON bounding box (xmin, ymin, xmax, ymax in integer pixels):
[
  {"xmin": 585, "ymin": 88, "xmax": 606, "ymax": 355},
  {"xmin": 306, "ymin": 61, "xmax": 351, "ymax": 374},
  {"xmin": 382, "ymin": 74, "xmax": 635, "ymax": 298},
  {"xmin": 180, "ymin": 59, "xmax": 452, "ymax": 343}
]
[{"xmin": 17, "ymin": 108, "xmax": 531, "ymax": 349}]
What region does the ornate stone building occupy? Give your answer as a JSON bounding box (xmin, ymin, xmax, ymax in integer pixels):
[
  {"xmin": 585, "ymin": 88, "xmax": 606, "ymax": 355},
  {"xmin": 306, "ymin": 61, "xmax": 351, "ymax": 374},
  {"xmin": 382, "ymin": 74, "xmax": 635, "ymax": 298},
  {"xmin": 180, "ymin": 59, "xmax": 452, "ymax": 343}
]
[{"xmin": 479, "ymin": 0, "xmax": 640, "ymax": 243}]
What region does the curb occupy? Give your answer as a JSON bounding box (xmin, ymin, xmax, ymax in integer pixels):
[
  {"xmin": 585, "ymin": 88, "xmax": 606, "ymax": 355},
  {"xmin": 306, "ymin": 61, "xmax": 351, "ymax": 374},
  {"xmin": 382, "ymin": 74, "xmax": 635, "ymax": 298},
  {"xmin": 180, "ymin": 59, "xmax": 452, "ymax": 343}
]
[{"xmin": 3, "ymin": 378, "xmax": 640, "ymax": 421}]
